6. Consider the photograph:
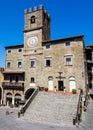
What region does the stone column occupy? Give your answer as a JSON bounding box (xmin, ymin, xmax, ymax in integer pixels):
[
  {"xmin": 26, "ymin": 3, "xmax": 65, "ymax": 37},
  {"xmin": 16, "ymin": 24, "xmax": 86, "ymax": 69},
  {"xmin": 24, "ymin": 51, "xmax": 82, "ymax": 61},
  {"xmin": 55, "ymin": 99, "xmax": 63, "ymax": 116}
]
[
  {"xmin": 21, "ymin": 94, "xmax": 25, "ymax": 101},
  {"xmin": 3, "ymin": 91, "xmax": 6, "ymax": 105},
  {"xmin": 12, "ymin": 95, "xmax": 15, "ymax": 105}
]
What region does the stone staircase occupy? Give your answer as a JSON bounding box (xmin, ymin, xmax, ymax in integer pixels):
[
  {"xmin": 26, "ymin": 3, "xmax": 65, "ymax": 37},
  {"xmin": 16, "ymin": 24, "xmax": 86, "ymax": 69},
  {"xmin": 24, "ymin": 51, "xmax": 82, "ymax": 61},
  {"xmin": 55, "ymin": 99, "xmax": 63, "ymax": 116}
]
[
  {"xmin": 21, "ymin": 91, "xmax": 78, "ymax": 127},
  {"xmin": 80, "ymin": 100, "xmax": 93, "ymax": 128}
]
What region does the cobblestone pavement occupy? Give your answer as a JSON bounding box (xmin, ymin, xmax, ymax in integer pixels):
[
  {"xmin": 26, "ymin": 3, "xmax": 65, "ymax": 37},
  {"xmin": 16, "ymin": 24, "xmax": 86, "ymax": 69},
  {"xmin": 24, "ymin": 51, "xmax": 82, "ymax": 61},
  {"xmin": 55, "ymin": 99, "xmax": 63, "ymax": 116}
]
[{"xmin": 0, "ymin": 101, "xmax": 93, "ymax": 130}]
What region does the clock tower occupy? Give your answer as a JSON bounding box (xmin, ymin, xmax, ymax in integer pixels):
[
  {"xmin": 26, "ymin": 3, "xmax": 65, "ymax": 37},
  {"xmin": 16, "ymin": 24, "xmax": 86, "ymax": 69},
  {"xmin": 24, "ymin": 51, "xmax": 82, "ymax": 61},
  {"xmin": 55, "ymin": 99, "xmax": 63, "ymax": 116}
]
[
  {"xmin": 23, "ymin": 5, "xmax": 50, "ymax": 50},
  {"xmin": 23, "ymin": 5, "xmax": 50, "ymax": 90}
]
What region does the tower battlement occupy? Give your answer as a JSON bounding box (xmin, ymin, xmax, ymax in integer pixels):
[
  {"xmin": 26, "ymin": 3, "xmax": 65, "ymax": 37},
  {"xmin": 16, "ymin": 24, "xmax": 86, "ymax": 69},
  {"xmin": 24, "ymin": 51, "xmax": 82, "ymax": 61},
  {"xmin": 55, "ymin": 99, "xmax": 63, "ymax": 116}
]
[
  {"xmin": 24, "ymin": 5, "xmax": 50, "ymax": 19},
  {"xmin": 23, "ymin": 4, "xmax": 50, "ymax": 41},
  {"xmin": 24, "ymin": 5, "xmax": 44, "ymax": 14}
]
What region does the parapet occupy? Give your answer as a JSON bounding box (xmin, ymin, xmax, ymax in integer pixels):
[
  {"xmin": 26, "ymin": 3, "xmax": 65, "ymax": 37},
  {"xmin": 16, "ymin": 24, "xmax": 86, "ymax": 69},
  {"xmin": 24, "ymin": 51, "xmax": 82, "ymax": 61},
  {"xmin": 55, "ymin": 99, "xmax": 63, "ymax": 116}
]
[
  {"xmin": 44, "ymin": 10, "xmax": 50, "ymax": 19},
  {"xmin": 34, "ymin": 6, "xmax": 38, "ymax": 11},
  {"xmin": 24, "ymin": 5, "xmax": 44, "ymax": 14},
  {"xmin": 29, "ymin": 8, "xmax": 32, "ymax": 13},
  {"xmin": 24, "ymin": 9, "xmax": 28, "ymax": 14},
  {"xmin": 39, "ymin": 5, "xmax": 44, "ymax": 10}
]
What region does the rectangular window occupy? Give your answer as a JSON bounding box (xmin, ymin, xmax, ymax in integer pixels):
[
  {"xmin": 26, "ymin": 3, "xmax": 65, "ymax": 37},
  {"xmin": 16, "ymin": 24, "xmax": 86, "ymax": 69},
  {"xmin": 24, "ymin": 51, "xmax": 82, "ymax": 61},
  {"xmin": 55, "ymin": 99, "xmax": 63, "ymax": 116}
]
[
  {"xmin": 45, "ymin": 57, "xmax": 52, "ymax": 67},
  {"xmin": 64, "ymin": 55, "xmax": 73, "ymax": 65},
  {"xmin": 7, "ymin": 49, "xmax": 11, "ymax": 53},
  {"xmin": 46, "ymin": 44, "xmax": 50, "ymax": 49},
  {"xmin": 6, "ymin": 61, "xmax": 12, "ymax": 68},
  {"xmin": 66, "ymin": 57, "xmax": 71, "ymax": 65},
  {"xmin": 65, "ymin": 41, "xmax": 70, "ymax": 46},
  {"xmin": 46, "ymin": 59, "xmax": 50, "ymax": 66},
  {"xmin": 18, "ymin": 61, "xmax": 22, "ymax": 68},
  {"xmin": 30, "ymin": 59, "xmax": 36, "ymax": 68}
]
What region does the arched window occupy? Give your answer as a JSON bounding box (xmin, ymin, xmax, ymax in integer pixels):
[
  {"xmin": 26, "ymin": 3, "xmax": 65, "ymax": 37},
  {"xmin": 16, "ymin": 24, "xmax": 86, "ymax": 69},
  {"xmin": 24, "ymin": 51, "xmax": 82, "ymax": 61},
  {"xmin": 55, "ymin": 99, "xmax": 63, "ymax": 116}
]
[
  {"xmin": 31, "ymin": 77, "xmax": 35, "ymax": 83},
  {"xmin": 31, "ymin": 16, "xmax": 35, "ymax": 23},
  {"xmin": 48, "ymin": 76, "xmax": 53, "ymax": 80}
]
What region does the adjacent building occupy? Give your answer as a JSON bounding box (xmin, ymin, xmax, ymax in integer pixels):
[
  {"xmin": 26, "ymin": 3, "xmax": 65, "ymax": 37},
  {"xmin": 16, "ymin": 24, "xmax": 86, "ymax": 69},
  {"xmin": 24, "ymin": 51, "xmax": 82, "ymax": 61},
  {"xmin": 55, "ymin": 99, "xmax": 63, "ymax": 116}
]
[
  {"xmin": 0, "ymin": 68, "xmax": 4, "ymax": 104},
  {"xmin": 85, "ymin": 44, "xmax": 93, "ymax": 95},
  {"xmin": 2, "ymin": 5, "xmax": 88, "ymax": 105}
]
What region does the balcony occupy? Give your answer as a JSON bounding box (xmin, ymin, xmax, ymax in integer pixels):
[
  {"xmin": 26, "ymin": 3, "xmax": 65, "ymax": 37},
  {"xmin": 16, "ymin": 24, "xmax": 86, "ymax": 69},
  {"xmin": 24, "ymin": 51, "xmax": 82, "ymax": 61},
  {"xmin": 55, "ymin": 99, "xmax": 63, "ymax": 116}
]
[{"xmin": 2, "ymin": 82, "xmax": 24, "ymax": 91}]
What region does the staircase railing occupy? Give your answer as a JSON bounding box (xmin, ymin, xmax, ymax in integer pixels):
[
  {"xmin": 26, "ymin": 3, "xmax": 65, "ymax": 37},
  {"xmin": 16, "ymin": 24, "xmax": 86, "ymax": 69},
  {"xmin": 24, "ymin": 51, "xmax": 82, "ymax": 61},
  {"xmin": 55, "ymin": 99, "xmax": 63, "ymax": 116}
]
[
  {"xmin": 19, "ymin": 87, "xmax": 39, "ymax": 115},
  {"xmin": 73, "ymin": 89, "xmax": 82, "ymax": 126}
]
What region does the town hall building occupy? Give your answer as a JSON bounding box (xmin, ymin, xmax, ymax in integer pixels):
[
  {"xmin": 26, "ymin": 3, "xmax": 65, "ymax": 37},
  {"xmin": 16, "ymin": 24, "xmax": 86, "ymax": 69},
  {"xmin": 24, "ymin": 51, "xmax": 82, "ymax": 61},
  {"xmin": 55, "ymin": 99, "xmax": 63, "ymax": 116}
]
[{"xmin": 2, "ymin": 5, "xmax": 87, "ymax": 105}]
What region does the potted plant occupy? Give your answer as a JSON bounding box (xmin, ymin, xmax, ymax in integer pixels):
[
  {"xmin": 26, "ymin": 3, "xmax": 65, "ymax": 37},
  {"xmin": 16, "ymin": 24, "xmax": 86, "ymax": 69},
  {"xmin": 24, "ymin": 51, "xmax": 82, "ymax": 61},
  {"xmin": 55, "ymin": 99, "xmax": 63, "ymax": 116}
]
[
  {"xmin": 72, "ymin": 89, "xmax": 77, "ymax": 94},
  {"xmin": 44, "ymin": 87, "xmax": 48, "ymax": 92}
]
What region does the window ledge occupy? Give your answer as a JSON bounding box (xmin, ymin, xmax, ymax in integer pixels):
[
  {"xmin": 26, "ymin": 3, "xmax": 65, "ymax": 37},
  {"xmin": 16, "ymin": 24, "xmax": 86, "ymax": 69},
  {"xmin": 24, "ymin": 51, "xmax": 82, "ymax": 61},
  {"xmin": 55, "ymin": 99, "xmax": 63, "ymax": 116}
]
[
  {"xmin": 45, "ymin": 66, "xmax": 52, "ymax": 67},
  {"xmin": 64, "ymin": 64, "xmax": 73, "ymax": 66}
]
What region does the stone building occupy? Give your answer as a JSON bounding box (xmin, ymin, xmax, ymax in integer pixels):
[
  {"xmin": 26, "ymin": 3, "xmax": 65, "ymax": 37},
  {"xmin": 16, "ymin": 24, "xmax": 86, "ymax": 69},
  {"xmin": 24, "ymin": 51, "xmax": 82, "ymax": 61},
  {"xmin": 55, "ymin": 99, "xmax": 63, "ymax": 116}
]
[
  {"xmin": 85, "ymin": 44, "xmax": 93, "ymax": 95},
  {"xmin": 2, "ymin": 5, "xmax": 86, "ymax": 105},
  {"xmin": 0, "ymin": 68, "xmax": 4, "ymax": 104}
]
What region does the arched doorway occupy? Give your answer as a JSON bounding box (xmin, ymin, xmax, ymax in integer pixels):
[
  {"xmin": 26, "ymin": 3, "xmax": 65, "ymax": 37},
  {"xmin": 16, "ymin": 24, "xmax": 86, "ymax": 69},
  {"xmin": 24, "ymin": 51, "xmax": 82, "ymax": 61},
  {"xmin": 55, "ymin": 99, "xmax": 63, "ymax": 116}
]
[
  {"xmin": 69, "ymin": 77, "xmax": 76, "ymax": 92},
  {"xmin": 6, "ymin": 92, "xmax": 12, "ymax": 105},
  {"xmin": 15, "ymin": 93, "xmax": 21, "ymax": 106},
  {"xmin": 48, "ymin": 76, "xmax": 53, "ymax": 90},
  {"xmin": 25, "ymin": 88, "xmax": 35, "ymax": 100}
]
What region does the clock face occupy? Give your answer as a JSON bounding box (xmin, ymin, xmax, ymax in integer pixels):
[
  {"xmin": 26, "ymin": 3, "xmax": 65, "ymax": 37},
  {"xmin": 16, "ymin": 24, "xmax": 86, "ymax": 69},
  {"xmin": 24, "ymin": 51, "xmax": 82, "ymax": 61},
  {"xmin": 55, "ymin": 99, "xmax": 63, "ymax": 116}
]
[{"xmin": 27, "ymin": 36, "xmax": 38, "ymax": 47}]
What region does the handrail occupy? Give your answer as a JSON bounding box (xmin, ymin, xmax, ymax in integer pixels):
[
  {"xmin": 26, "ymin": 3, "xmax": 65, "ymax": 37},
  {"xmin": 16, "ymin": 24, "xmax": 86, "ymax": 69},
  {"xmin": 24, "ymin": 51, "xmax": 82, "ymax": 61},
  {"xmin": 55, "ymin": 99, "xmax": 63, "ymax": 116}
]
[
  {"xmin": 19, "ymin": 87, "xmax": 39, "ymax": 115},
  {"xmin": 73, "ymin": 89, "xmax": 82, "ymax": 126}
]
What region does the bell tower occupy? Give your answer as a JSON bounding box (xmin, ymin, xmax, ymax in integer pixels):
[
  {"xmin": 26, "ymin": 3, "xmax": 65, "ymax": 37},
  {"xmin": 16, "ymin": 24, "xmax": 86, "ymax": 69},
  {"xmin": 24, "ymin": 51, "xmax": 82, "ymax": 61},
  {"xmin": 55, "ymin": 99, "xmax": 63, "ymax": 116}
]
[{"xmin": 23, "ymin": 5, "xmax": 50, "ymax": 49}]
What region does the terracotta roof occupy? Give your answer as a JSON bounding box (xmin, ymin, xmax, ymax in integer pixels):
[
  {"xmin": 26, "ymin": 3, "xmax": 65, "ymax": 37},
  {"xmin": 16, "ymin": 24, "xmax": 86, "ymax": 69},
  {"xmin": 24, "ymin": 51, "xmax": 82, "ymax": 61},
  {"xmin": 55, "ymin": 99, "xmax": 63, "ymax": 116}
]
[
  {"xmin": 5, "ymin": 44, "xmax": 23, "ymax": 49},
  {"xmin": 87, "ymin": 44, "xmax": 93, "ymax": 47},
  {"xmin": 42, "ymin": 35, "xmax": 84, "ymax": 44}
]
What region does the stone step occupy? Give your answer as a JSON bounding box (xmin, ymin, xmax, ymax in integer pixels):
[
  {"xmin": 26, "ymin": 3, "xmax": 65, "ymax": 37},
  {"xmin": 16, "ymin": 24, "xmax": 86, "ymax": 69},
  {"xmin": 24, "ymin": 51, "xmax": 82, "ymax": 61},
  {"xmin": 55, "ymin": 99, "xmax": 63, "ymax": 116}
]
[{"xmin": 21, "ymin": 91, "xmax": 78, "ymax": 126}]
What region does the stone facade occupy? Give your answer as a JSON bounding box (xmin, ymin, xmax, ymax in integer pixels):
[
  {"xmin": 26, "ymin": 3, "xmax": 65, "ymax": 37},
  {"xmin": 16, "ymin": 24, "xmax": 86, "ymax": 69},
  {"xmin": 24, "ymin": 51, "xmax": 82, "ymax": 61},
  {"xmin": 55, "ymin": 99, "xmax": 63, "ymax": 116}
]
[
  {"xmin": 85, "ymin": 44, "xmax": 93, "ymax": 94},
  {"xmin": 0, "ymin": 68, "xmax": 4, "ymax": 104},
  {"xmin": 2, "ymin": 5, "xmax": 86, "ymax": 105}
]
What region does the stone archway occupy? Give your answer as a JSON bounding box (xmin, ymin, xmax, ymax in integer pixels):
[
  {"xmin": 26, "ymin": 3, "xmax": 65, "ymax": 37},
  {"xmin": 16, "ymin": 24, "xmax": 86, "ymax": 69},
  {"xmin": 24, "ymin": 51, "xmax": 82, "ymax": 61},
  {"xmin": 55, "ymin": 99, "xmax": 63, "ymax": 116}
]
[
  {"xmin": 15, "ymin": 93, "xmax": 21, "ymax": 106},
  {"xmin": 25, "ymin": 88, "xmax": 35, "ymax": 100},
  {"xmin": 6, "ymin": 92, "xmax": 12, "ymax": 105}
]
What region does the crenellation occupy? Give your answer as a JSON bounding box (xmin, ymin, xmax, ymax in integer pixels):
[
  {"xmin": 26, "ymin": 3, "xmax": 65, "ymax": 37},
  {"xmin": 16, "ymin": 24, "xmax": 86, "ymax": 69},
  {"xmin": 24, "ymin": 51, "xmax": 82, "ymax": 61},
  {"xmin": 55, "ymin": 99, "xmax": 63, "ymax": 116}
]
[
  {"xmin": 39, "ymin": 4, "xmax": 44, "ymax": 10},
  {"xmin": 44, "ymin": 10, "xmax": 47, "ymax": 14},
  {"xmin": 34, "ymin": 6, "xmax": 38, "ymax": 11},
  {"xmin": 24, "ymin": 9, "xmax": 28, "ymax": 14},
  {"xmin": 29, "ymin": 8, "xmax": 32, "ymax": 13},
  {"xmin": 48, "ymin": 14, "xmax": 50, "ymax": 18}
]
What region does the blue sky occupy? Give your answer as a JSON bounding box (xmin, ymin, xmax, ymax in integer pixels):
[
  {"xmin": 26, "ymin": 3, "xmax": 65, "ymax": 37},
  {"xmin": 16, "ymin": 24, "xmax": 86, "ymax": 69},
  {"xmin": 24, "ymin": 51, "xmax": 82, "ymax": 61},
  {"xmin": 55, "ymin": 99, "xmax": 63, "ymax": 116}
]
[{"xmin": 0, "ymin": 0, "xmax": 93, "ymax": 67}]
